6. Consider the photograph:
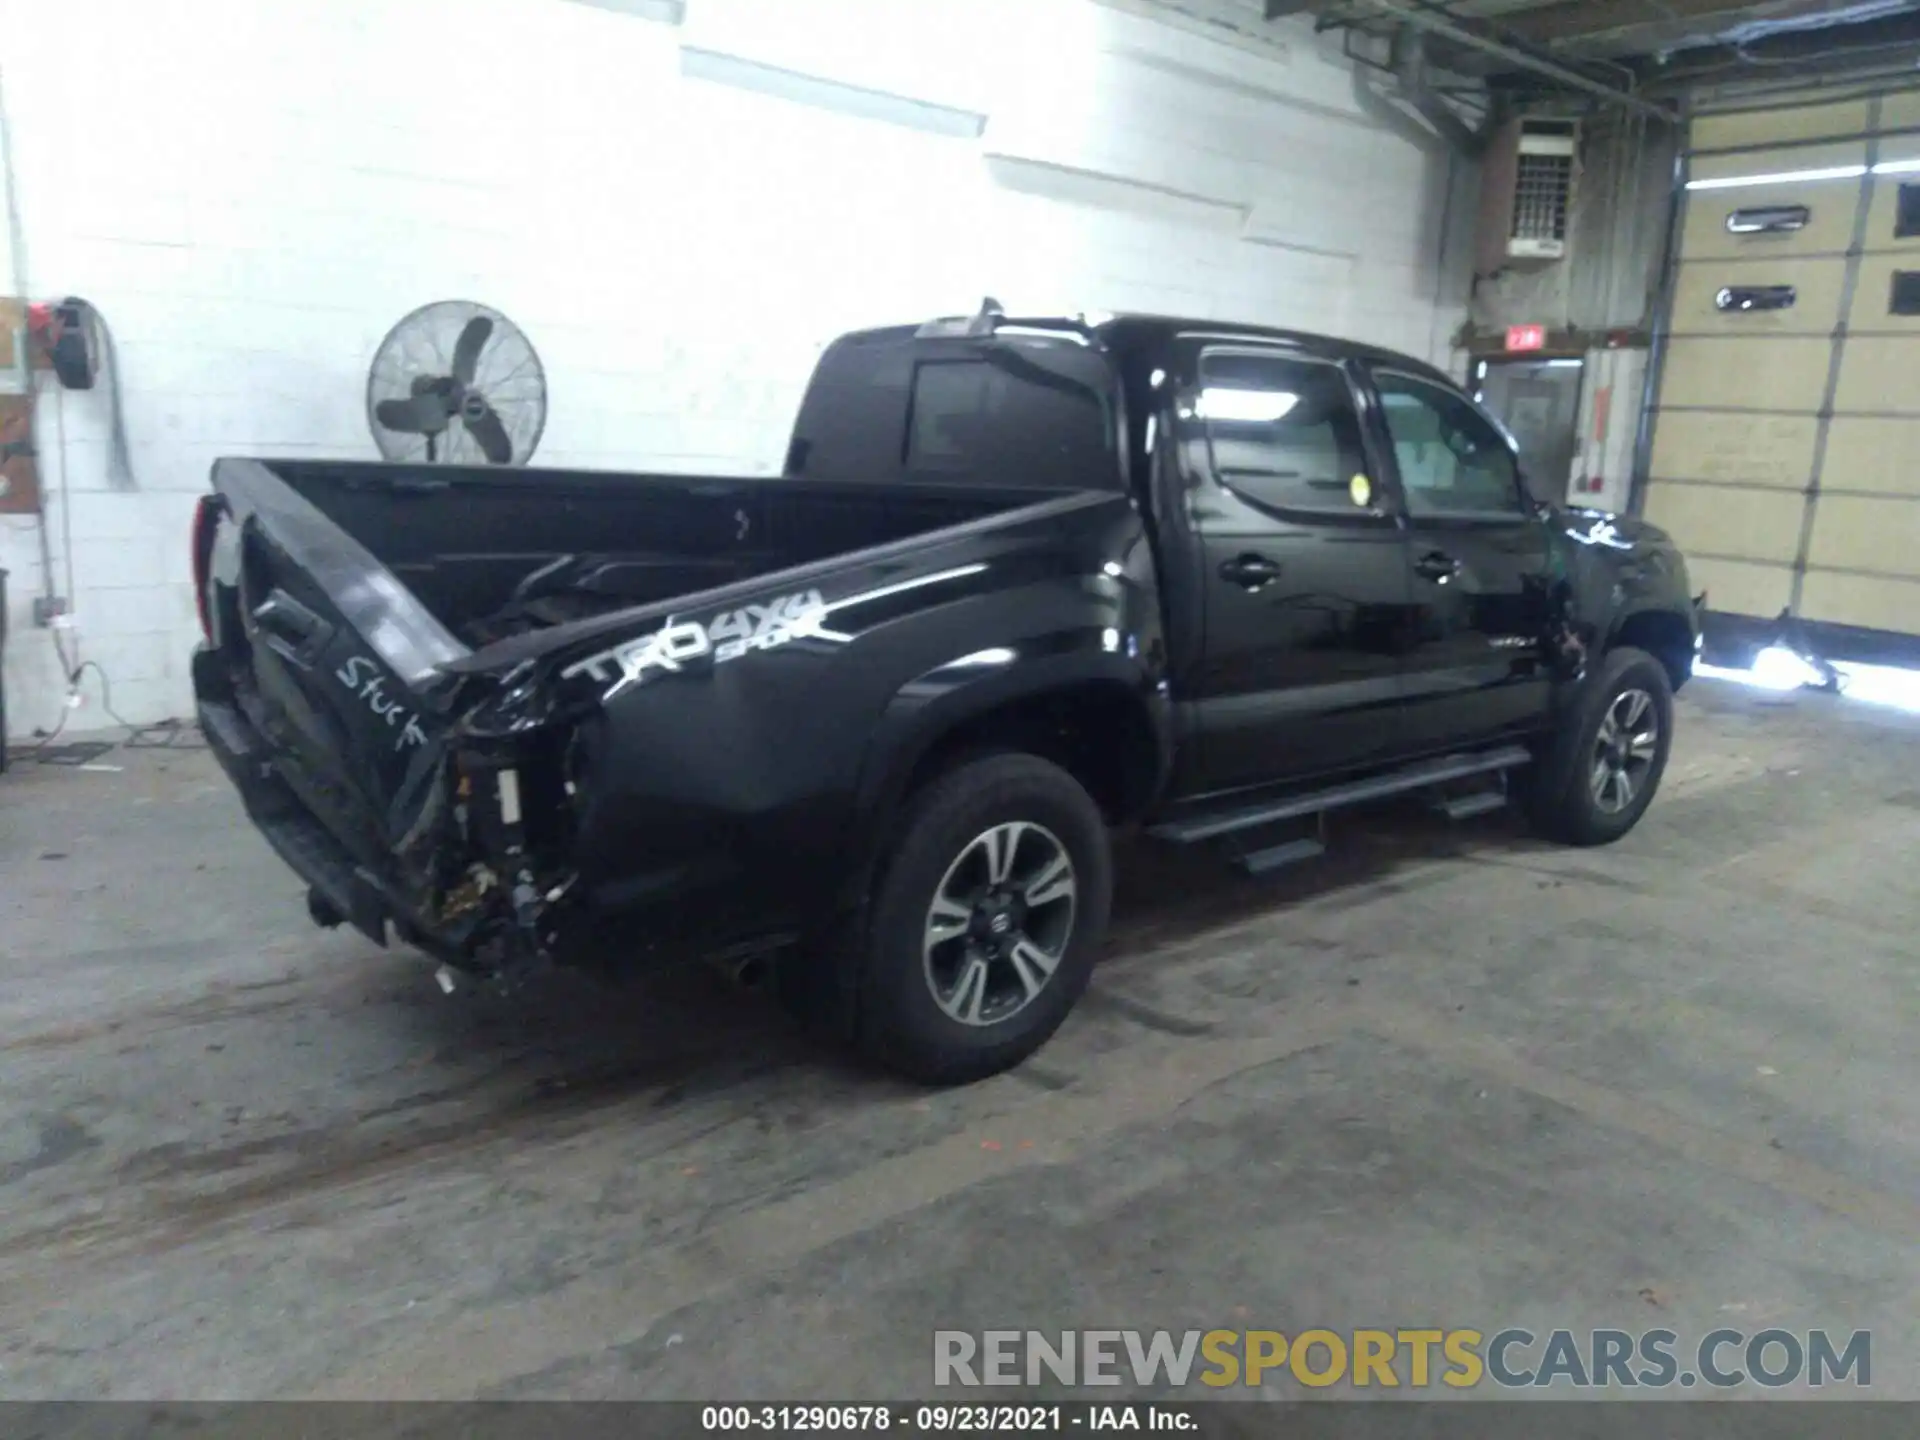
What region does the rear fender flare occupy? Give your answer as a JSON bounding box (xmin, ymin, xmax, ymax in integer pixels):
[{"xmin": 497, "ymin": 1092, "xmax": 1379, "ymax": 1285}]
[{"xmin": 834, "ymin": 641, "xmax": 1170, "ymax": 919}]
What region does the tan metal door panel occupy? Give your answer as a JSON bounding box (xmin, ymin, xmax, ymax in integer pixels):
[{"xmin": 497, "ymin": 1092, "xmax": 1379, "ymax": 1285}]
[
  {"xmin": 1687, "ymin": 556, "xmax": 1795, "ymax": 619},
  {"xmin": 1798, "ymin": 569, "xmax": 1920, "ymax": 631},
  {"xmin": 1688, "ymin": 141, "xmax": 1867, "ymax": 187},
  {"xmin": 1673, "ymin": 92, "xmax": 1920, "ymax": 640},
  {"xmin": 1671, "ymin": 257, "xmax": 1847, "ymax": 336},
  {"xmin": 1849, "ymin": 254, "xmax": 1920, "ymax": 332},
  {"xmin": 1649, "ymin": 411, "xmax": 1817, "ymax": 487},
  {"xmin": 1881, "ymin": 92, "xmax": 1920, "ymax": 129},
  {"xmin": 1691, "ymin": 101, "xmax": 1872, "ymax": 151},
  {"xmin": 1643, "ymin": 482, "xmax": 1806, "ymax": 564},
  {"xmin": 1681, "ymin": 179, "xmax": 1861, "ymax": 260},
  {"xmin": 1833, "ymin": 336, "xmax": 1920, "ymax": 414},
  {"xmin": 1660, "ymin": 337, "xmax": 1832, "ymax": 412},
  {"xmin": 1806, "ymin": 495, "xmax": 1920, "ymax": 577},
  {"xmin": 1820, "ymin": 416, "xmax": 1920, "ymax": 494}
]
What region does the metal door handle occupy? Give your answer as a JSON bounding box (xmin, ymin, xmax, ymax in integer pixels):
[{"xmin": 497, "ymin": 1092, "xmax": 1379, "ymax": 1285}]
[
  {"xmin": 1220, "ymin": 553, "xmax": 1282, "ymax": 589},
  {"xmin": 1414, "ymin": 550, "xmax": 1462, "ymax": 582},
  {"xmin": 1726, "ymin": 205, "xmax": 1808, "ymax": 235}
]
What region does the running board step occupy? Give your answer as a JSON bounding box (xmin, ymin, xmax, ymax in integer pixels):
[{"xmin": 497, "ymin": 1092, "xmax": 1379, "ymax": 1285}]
[
  {"xmin": 1233, "ymin": 836, "xmax": 1327, "ymax": 876},
  {"xmin": 1434, "ymin": 789, "xmax": 1508, "ymax": 821},
  {"xmin": 1149, "ymin": 745, "xmax": 1533, "ymax": 845}
]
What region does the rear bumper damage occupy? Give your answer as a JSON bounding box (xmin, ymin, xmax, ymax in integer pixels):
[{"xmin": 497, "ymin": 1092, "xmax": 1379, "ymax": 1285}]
[{"xmin": 193, "ymin": 646, "xmax": 573, "ymax": 986}]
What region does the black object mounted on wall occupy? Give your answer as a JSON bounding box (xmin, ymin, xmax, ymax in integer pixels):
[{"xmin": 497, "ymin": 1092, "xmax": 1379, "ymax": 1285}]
[
  {"xmin": 25, "ymin": 297, "xmax": 136, "ymax": 488},
  {"xmin": 29, "ymin": 297, "xmax": 98, "ymax": 389}
]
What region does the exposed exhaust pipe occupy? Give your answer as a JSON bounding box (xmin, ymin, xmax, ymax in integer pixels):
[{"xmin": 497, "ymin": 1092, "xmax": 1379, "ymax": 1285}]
[{"xmin": 708, "ymin": 948, "xmax": 773, "ymax": 992}]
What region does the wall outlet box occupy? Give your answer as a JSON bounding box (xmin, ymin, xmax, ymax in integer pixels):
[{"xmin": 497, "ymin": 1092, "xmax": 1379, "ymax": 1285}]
[{"xmin": 32, "ymin": 595, "xmax": 68, "ymax": 627}]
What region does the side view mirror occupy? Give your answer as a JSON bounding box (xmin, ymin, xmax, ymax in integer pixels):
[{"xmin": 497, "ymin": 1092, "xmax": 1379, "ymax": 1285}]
[{"xmin": 1517, "ymin": 467, "xmax": 1556, "ymax": 511}]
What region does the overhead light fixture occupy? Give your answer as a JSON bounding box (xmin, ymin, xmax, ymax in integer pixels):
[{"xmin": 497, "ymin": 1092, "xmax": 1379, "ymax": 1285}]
[
  {"xmin": 678, "ymin": 48, "xmax": 987, "ymax": 138},
  {"xmin": 1873, "ymin": 158, "xmax": 1920, "ymax": 176},
  {"xmin": 1685, "ymin": 164, "xmax": 1867, "ymax": 192},
  {"xmin": 560, "ymin": 0, "xmax": 684, "ymax": 22}
]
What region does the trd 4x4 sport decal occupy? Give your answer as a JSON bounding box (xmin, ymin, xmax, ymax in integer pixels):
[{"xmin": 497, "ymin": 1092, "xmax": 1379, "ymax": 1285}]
[
  {"xmin": 559, "ymin": 589, "xmax": 833, "ymax": 693},
  {"xmin": 553, "ymin": 564, "xmax": 990, "ymax": 700}
]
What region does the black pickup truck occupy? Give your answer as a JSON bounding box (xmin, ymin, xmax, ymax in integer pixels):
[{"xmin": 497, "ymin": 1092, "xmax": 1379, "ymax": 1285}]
[{"xmin": 191, "ymin": 305, "xmax": 1702, "ymax": 1082}]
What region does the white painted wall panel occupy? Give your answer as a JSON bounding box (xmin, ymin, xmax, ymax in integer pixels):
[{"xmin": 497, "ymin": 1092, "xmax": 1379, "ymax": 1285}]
[{"xmin": 0, "ymin": 0, "xmax": 1470, "ymax": 734}]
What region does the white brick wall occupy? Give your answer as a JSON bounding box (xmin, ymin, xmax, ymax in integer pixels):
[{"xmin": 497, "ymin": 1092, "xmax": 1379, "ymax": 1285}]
[{"xmin": 0, "ymin": 0, "xmax": 1473, "ymax": 736}]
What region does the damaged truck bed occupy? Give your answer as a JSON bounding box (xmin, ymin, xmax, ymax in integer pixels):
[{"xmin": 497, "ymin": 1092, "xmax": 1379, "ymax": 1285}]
[{"xmin": 191, "ymin": 452, "xmax": 1130, "ymax": 981}]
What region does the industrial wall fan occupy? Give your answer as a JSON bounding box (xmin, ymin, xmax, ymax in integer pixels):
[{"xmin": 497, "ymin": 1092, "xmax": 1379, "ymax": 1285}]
[{"xmin": 367, "ymin": 300, "xmax": 547, "ymax": 465}]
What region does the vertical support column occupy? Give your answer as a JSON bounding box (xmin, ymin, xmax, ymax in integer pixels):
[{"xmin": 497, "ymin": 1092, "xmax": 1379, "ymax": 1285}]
[
  {"xmin": 1789, "ymin": 96, "xmax": 1882, "ymax": 618},
  {"xmin": 1628, "ymin": 123, "xmax": 1691, "ymax": 520}
]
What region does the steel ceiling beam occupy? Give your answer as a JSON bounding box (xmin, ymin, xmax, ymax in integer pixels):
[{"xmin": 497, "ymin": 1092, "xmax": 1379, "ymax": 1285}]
[
  {"xmin": 1339, "ymin": 0, "xmax": 1678, "ymax": 117},
  {"xmin": 1501, "ymin": 0, "xmax": 1870, "ymax": 47},
  {"xmin": 1640, "ymin": 6, "xmax": 1920, "ymax": 85}
]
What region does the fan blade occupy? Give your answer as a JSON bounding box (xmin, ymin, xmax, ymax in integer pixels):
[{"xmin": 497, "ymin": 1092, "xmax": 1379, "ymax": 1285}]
[
  {"xmin": 464, "ymin": 399, "xmax": 514, "ymax": 465},
  {"xmin": 375, "ymin": 393, "xmax": 451, "ymax": 436},
  {"xmin": 450, "ymin": 316, "xmax": 494, "ymax": 388}
]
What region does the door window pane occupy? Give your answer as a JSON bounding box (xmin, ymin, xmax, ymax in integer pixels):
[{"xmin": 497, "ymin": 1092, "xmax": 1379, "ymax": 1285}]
[
  {"xmin": 1196, "ymin": 352, "xmax": 1367, "ymax": 514},
  {"xmin": 1375, "ymin": 371, "xmax": 1525, "ymax": 518}
]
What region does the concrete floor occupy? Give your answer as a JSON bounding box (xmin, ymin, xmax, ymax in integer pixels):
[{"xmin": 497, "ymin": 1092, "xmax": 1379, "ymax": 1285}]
[{"xmin": 1, "ymin": 679, "xmax": 1917, "ymax": 1402}]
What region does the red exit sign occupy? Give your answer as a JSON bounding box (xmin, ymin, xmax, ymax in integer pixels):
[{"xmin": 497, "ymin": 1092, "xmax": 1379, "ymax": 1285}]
[{"xmin": 1506, "ymin": 324, "xmax": 1546, "ymax": 352}]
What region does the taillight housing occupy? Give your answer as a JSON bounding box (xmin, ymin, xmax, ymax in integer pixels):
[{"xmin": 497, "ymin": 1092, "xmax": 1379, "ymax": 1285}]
[{"xmin": 190, "ymin": 494, "xmax": 220, "ymax": 643}]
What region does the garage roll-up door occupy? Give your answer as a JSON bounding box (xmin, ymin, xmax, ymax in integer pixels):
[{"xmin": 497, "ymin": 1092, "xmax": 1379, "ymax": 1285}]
[{"xmin": 1644, "ymin": 90, "xmax": 1920, "ymax": 647}]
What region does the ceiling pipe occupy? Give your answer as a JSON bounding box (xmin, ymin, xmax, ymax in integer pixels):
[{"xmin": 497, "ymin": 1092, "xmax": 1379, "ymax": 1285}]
[
  {"xmin": 1343, "ymin": 0, "xmax": 1678, "ymax": 120},
  {"xmin": 1391, "ymin": 26, "xmax": 1493, "ymax": 156}
]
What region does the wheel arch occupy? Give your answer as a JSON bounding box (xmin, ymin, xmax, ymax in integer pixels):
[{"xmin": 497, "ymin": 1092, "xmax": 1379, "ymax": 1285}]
[
  {"xmin": 1608, "ymin": 607, "xmax": 1694, "ymax": 693},
  {"xmin": 838, "ymin": 653, "xmax": 1171, "ymax": 914}
]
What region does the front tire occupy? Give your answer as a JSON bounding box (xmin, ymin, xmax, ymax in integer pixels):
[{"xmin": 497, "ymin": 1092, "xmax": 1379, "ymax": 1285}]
[
  {"xmin": 1528, "ymin": 645, "xmax": 1674, "ymax": 846},
  {"xmin": 856, "ymin": 753, "xmax": 1112, "ymax": 1085}
]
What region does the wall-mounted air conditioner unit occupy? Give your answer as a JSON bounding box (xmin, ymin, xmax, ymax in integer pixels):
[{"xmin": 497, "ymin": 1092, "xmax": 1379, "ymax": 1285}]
[{"xmin": 1477, "ymin": 117, "xmax": 1578, "ymax": 273}]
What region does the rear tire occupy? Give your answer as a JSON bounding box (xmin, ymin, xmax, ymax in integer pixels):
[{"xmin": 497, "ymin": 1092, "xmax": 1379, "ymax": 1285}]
[
  {"xmin": 1527, "ymin": 645, "xmax": 1674, "ymax": 847},
  {"xmin": 856, "ymin": 753, "xmax": 1111, "ymax": 1085}
]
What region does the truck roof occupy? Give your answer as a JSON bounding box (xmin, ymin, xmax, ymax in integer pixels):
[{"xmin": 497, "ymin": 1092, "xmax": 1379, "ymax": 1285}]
[{"xmin": 835, "ymin": 311, "xmax": 1458, "ymax": 391}]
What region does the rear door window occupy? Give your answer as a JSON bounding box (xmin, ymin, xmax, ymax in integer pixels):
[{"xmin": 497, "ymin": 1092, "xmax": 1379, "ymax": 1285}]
[{"xmin": 1195, "ymin": 350, "xmax": 1371, "ymax": 515}]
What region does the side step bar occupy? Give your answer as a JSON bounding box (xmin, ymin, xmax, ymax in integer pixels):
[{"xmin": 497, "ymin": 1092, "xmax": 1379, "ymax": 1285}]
[
  {"xmin": 1149, "ymin": 744, "xmax": 1533, "ymax": 845},
  {"xmin": 1434, "ymin": 789, "xmax": 1508, "ymax": 821},
  {"xmin": 1232, "ymin": 836, "xmax": 1327, "ymax": 876}
]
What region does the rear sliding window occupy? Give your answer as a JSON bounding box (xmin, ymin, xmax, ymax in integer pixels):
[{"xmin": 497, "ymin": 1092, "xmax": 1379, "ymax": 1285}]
[
  {"xmin": 905, "ymin": 347, "xmax": 1115, "ymax": 489},
  {"xmin": 788, "ymin": 332, "xmax": 1117, "ymax": 490}
]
